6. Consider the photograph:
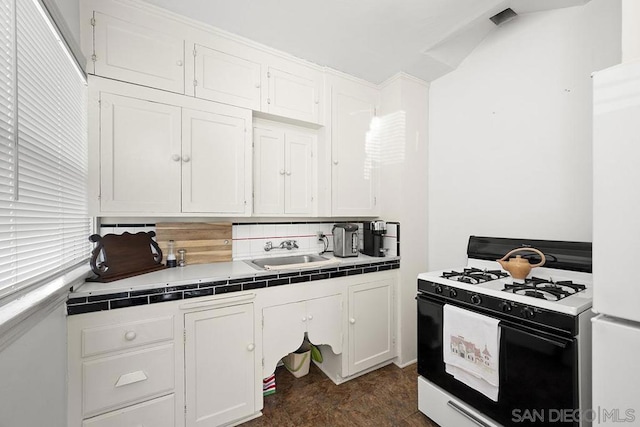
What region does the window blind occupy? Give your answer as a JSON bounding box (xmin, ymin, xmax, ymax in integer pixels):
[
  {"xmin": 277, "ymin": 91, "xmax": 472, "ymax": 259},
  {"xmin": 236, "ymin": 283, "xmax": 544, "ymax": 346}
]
[{"xmin": 0, "ymin": 0, "xmax": 90, "ymax": 300}]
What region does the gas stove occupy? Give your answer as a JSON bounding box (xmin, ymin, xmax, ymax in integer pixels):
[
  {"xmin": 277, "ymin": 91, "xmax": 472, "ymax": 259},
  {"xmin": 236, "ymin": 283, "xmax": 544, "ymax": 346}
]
[{"xmin": 419, "ymin": 259, "xmax": 593, "ymax": 317}]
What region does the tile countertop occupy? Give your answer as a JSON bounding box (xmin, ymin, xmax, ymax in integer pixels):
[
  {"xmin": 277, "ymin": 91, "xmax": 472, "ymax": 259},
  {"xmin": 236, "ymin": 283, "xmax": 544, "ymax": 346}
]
[{"xmin": 71, "ymin": 254, "xmax": 400, "ymax": 298}]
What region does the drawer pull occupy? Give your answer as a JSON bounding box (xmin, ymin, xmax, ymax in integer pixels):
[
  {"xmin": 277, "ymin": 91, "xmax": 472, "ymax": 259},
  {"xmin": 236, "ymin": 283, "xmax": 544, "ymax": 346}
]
[
  {"xmin": 247, "ymin": 343, "xmax": 255, "ymax": 352},
  {"xmin": 115, "ymin": 370, "xmax": 148, "ymax": 388},
  {"xmin": 124, "ymin": 331, "xmax": 137, "ymax": 341}
]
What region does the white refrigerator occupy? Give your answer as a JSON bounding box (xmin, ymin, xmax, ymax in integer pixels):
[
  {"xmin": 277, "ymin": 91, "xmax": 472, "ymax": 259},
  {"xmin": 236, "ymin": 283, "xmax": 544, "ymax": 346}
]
[{"xmin": 592, "ymin": 61, "xmax": 640, "ymax": 426}]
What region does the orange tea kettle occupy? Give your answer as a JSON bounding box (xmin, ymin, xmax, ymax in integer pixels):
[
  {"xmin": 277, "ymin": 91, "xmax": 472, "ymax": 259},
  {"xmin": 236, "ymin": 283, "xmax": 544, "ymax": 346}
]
[{"xmin": 497, "ymin": 247, "xmax": 546, "ymax": 280}]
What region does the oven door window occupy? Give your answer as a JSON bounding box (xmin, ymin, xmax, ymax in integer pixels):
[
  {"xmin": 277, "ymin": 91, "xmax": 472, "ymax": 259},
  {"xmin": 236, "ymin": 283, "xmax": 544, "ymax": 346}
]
[{"xmin": 418, "ymin": 295, "xmax": 578, "ymax": 426}]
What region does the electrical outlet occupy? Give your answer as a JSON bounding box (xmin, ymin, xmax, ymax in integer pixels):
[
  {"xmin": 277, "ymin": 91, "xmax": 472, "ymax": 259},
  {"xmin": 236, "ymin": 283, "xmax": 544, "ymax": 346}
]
[{"xmin": 316, "ymin": 231, "xmax": 325, "ymax": 241}]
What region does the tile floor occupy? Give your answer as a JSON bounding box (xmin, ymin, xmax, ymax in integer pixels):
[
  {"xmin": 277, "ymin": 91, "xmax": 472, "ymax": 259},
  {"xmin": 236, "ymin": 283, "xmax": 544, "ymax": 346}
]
[{"xmin": 242, "ymin": 362, "xmax": 439, "ymax": 427}]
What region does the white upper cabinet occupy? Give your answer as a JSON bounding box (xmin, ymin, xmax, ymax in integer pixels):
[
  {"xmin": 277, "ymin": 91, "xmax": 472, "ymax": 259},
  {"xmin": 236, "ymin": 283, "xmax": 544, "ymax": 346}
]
[
  {"xmin": 253, "ymin": 122, "xmax": 316, "ymax": 216},
  {"xmin": 182, "ymin": 108, "xmax": 249, "ymax": 214},
  {"xmin": 193, "ymin": 44, "xmax": 262, "ymax": 110},
  {"xmin": 99, "ymin": 92, "xmax": 182, "ymax": 213},
  {"xmin": 92, "ymin": 12, "xmax": 185, "ymax": 94},
  {"xmin": 330, "ymin": 75, "xmax": 380, "ymax": 217},
  {"xmin": 263, "ymin": 60, "xmax": 324, "ymax": 125}
]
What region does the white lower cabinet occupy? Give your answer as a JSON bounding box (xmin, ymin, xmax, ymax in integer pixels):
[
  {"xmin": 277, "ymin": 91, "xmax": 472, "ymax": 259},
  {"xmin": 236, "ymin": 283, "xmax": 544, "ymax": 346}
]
[
  {"xmin": 262, "ymin": 294, "xmax": 342, "ymax": 376},
  {"xmin": 347, "ymin": 279, "xmax": 395, "ymax": 375},
  {"xmin": 184, "ymin": 303, "xmax": 255, "ymax": 427}
]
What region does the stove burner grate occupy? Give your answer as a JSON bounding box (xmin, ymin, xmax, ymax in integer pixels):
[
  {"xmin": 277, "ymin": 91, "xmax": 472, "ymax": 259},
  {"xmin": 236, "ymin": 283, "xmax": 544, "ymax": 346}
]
[
  {"xmin": 441, "ymin": 267, "xmax": 508, "ymax": 285},
  {"xmin": 503, "ymin": 276, "xmax": 586, "ymax": 301}
]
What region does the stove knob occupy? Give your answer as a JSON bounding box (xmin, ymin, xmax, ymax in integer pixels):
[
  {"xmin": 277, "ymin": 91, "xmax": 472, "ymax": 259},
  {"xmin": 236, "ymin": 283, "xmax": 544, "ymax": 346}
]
[
  {"xmin": 434, "ymin": 285, "xmax": 443, "ymax": 294},
  {"xmin": 449, "ymin": 289, "xmax": 458, "ymax": 298},
  {"xmin": 470, "ymin": 294, "xmax": 482, "ymax": 305},
  {"xmin": 499, "ymin": 302, "xmax": 512, "ymax": 313},
  {"xmin": 522, "ymin": 307, "xmax": 535, "ymax": 319}
]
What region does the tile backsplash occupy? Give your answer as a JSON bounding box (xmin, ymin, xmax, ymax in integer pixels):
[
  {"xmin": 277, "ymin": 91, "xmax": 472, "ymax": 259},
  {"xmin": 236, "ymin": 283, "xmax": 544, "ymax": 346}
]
[{"xmin": 99, "ymin": 221, "xmax": 400, "ymax": 261}]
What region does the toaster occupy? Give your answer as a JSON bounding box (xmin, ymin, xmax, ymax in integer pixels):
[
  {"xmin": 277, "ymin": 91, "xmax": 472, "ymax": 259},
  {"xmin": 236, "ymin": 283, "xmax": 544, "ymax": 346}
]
[{"xmin": 332, "ymin": 223, "xmax": 359, "ymax": 258}]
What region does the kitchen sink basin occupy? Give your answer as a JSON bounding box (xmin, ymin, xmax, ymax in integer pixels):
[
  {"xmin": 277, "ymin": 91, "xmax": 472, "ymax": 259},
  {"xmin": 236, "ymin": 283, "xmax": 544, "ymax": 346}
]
[{"xmin": 246, "ymin": 254, "xmax": 330, "ymax": 270}]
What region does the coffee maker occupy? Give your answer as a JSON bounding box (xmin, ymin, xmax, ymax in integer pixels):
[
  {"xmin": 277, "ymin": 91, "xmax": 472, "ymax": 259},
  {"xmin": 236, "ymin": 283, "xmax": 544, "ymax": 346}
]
[
  {"xmin": 363, "ymin": 221, "xmax": 387, "ymax": 257},
  {"xmin": 332, "ymin": 223, "xmax": 359, "ymax": 257}
]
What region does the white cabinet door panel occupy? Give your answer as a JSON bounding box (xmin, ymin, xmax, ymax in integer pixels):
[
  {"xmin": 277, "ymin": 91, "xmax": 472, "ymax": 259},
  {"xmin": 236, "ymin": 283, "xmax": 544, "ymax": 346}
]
[
  {"xmin": 285, "ymin": 132, "xmax": 315, "ymax": 215},
  {"xmin": 348, "ymin": 279, "xmax": 394, "ymax": 375},
  {"xmin": 182, "ymin": 108, "xmax": 247, "ymax": 214},
  {"xmin": 262, "ymin": 302, "xmax": 307, "ymax": 376},
  {"xmin": 184, "ymin": 304, "xmax": 255, "ymax": 427},
  {"xmin": 100, "ymin": 93, "xmax": 181, "ymax": 213},
  {"xmin": 306, "ymin": 294, "xmax": 343, "ymax": 354},
  {"xmin": 253, "ymin": 127, "xmax": 285, "ymax": 215},
  {"xmin": 331, "ymin": 79, "xmax": 379, "ymax": 216},
  {"xmin": 265, "ymin": 65, "xmax": 322, "ymax": 124},
  {"xmin": 94, "ymin": 13, "xmax": 185, "ymax": 93},
  {"xmin": 194, "ymin": 44, "xmax": 261, "ymax": 110}
]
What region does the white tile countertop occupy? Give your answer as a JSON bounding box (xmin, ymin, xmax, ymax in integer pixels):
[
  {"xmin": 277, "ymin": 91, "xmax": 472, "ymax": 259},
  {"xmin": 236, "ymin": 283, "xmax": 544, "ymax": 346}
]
[{"xmin": 70, "ymin": 254, "xmax": 400, "ymax": 299}]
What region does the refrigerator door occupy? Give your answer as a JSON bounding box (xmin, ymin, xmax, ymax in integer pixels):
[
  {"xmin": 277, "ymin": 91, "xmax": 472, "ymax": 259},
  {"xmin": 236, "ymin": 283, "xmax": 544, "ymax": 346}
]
[
  {"xmin": 592, "ymin": 315, "xmax": 640, "ymax": 425},
  {"xmin": 593, "ymin": 61, "xmax": 640, "ymax": 322}
]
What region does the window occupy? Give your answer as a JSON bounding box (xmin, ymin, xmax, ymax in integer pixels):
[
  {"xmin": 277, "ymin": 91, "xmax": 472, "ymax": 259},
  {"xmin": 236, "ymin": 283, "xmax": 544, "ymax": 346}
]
[{"xmin": 0, "ymin": 0, "xmax": 90, "ymax": 302}]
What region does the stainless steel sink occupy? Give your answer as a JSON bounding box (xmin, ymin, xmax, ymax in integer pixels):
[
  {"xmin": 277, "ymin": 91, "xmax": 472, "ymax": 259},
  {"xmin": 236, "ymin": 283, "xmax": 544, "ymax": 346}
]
[{"xmin": 246, "ymin": 254, "xmax": 329, "ymax": 270}]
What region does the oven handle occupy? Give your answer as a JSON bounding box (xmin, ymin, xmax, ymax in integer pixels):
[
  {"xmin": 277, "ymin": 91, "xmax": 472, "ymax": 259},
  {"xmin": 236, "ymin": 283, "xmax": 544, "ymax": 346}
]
[
  {"xmin": 500, "ymin": 323, "xmax": 569, "ymax": 348},
  {"xmin": 447, "ymin": 400, "xmax": 492, "ymax": 427}
]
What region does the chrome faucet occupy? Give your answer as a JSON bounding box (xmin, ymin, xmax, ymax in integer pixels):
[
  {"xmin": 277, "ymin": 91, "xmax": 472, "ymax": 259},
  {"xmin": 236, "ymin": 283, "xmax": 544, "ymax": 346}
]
[{"xmin": 278, "ymin": 240, "xmax": 298, "ymax": 250}]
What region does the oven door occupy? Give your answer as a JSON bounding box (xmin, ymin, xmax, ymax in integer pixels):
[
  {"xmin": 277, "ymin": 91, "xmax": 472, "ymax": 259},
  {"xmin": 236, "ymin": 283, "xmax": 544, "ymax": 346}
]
[{"xmin": 417, "ymin": 294, "xmax": 578, "ymax": 426}]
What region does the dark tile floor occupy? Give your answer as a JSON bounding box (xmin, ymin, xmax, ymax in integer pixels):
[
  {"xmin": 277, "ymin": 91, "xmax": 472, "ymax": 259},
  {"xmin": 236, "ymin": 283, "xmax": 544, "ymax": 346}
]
[{"xmin": 243, "ymin": 362, "xmax": 439, "ymax": 427}]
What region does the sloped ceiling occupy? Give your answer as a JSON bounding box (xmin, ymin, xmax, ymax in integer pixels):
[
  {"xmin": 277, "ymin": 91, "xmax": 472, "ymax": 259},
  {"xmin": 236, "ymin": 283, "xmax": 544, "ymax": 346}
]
[{"xmin": 141, "ymin": 0, "xmax": 590, "ymax": 83}]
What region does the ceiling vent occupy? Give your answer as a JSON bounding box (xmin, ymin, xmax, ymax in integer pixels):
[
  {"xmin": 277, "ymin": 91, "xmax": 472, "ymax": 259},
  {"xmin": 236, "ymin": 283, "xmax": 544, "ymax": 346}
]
[{"xmin": 490, "ymin": 8, "xmax": 518, "ymax": 26}]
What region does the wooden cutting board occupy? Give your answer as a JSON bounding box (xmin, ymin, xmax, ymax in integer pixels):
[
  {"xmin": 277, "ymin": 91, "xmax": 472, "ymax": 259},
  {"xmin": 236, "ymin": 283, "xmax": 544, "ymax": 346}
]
[{"xmin": 155, "ymin": 222, "xmax": 232, "ymax": 265}]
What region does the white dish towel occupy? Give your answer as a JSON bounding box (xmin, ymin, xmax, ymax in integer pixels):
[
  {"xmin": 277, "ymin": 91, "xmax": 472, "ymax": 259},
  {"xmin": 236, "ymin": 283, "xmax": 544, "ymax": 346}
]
[{"xmin": 443, "ymin": 304, "xmax": 500, "ymax": 401}]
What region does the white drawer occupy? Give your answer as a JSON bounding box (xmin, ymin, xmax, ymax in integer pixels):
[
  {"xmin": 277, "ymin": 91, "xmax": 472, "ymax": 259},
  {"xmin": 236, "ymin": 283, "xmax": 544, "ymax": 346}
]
[
  {"xmin": 83, "ymin": 394, "xmax": 175, "ymax": 427},
  {"xmin": 82, "ymin": 315, "xmax": 174, "ymax": 357},
  {"xmin": 417, "ymin": 376, "xmax": 500, "ymax": 427},
  {"xmin": 83, "ymin": 344, "xmax": 175, "ymax": 417}
]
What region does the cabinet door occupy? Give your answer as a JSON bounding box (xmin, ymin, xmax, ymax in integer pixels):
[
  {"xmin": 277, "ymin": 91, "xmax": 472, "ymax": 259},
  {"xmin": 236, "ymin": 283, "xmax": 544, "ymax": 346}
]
[
  {"xmin": 262, "ymin": 302, "xmax": 306, "ymax": 376},
  {"xmin": 306, "ymin": 294, "xmax": 343, "ymax": 354},
  {"xmin": 253, "ymin": 127, "xmax": 285, "ymax": 215},
  {"xmin": 100, "ymin": 92, "xmax": 181, "ymax": 213},
  {"xmin": 265, "ymin": 64, "xmax": 322, "ymax": 124},
  {"xmin": 285, "ymin": 131, "xmax": 316, "ymax": 215},
  {"xmin": 182, "ymin": 108, "xmax": 249, "ymax": 214},
  {"xmin": 93, "ymin": 13, "xmax": 185, "ymax": 94},
  {"xmin": 184, "ymin": 304, "xmax": 255, "ymax": 427},
  {"xmin": 347, "ymin": 279, "xmax": 395, "ymax": 375},
  {"xmin": 194, "ymin": 44, "xmax": 261, "ymax": 110},
  {"xmin": 331, "ymin": 77, "xmax": 379, "ymax": 216}
]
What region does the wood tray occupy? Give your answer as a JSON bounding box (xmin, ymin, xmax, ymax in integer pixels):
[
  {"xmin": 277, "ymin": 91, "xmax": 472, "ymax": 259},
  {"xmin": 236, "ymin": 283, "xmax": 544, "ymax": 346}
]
[{"xmin": 155, "ymin": 222, "xmax": 232, "ymax": 265}]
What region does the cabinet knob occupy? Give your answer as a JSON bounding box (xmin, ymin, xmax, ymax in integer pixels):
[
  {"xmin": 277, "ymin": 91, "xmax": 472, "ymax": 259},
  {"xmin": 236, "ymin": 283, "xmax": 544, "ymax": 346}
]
[
  {"xmin": 171, "ymin": 154, "xmax": 181, "ymax": 162},
  {"xmin": 247, "ymin": 343, "xmax": 255, "ymax": 352},
  {"xmin": 176, "ymin": 60, "xmax": 183, "ymax": 66},
  {"xmin": 333, "ymin": 160, "xmax": 339, "ymax": 165},
  {"xmin": 307, "ymin": 314, "xmax": 313, "ymax": 320},
  {"xmin": 315, "ymin": 99, "xmax": 319, "ymax": 104},
  {"xmin": 124, "ymin": 331, "xmax": 137, "ymax": 341},
  {"xmin": 286, "ymin": 171, "xmax": 291, "ymax": 176},
  {"xmin": 349, "ymin": 318, "xmax": 356, "ymax": 324},
  {"xmin": 267, "ymin": 98, "xmax": 271, "ymax": 105},
  {"xmin": 279, "ymin": 169, "xmax": 285, "ymax": 175},
  {"xmin": 255, "ymin": 83, "xmax": 261, "ymax": 88},
  {"xmin": 301, "ymin": 316, "xmax": 307, "ymax": 322},
  {"xmin": 182, "ymin": 155, "xmax": 191, "ymax": 163}
]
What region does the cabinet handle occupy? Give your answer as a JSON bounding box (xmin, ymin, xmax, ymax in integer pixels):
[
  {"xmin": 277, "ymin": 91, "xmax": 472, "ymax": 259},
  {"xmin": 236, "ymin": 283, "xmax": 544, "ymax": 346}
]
[
  {"xmin": 333, "ymin": 160, "xmax": 339, "ymax": 165},
  {"xmin": 267, "ymin": 98, "xmax": 271, "ymax": 105},
  {"xmin": 286, "ymin": 171, "xmax": 291, "ymax": 176},
  {"xmin": 315, "ymin": 99, "xmax": 319, "ymax": 104},
  {"xmin": 115, "ymin": 370, "xmax": 148, "ymax": 388},
  {"xmin": 349, "ymin": 318, "xmax": 356, "ymax": 324},
  {"xmin": 171, "ymin": 154, "xmax": 181, "ymax": 162},
  {"xmin": 279, "ymin": 169, "xmax": 285, "ymax": 175},
  {"xmin": 301, "ymin": 316, "xmax": 307, "ymax": 322},
  {"xmin": 124, "ymin": 331, "xmax": 136, "ymax": 341},
  {"xmin": 176, "ymin": 60, "xmax": 183, "ymax": 66},
  {"xmin": 255, "ymin": 83, "xmax": 261, "ymax": 88},
  {"xmin": 247, "ymin": 343, "xmax": 255, "ymax": 352},
  {"xmin": 308, "ymin": 314, "xmax": 313, "ymax": 320},
  {"xmin": 182, "ymin": 155, "xmax": 191, "ymax": 163}
]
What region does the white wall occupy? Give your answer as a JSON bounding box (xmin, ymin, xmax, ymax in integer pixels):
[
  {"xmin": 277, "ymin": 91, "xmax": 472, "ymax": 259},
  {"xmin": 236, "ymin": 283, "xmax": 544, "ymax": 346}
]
[
  {"xmin": 622, "ymin": 0, "xmax": 640, "ymax": 62},
  {"xmin": 51, "ymin": 0, "xmax": 80, "ymax": 46},
  {"xmin": 427, "ymin": 0, "xmax": 621, "ymax": 270},
  {"xmin": 0, "ymin": 304, "xmax": 68, "ymax": 427},
  {"xmin": 380, "ymin": 74, "xmax": 429, "ymax": 364}
]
